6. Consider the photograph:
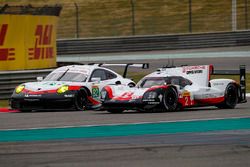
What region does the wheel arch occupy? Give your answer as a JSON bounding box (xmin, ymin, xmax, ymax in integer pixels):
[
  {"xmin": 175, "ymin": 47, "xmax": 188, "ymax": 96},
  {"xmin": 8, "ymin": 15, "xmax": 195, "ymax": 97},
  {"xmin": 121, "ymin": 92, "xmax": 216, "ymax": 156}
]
[{"xmin": 79, "ymin": 86, "xmax": 91, "ymax": 96}]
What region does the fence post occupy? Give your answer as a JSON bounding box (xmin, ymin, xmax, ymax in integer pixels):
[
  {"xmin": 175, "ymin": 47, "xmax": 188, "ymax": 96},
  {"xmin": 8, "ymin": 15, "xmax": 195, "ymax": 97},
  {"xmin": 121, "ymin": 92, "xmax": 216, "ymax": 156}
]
[
  {"xmin": 130, "ymin": 0, "xmax": 135, "ymax": 35},
  {"xmin": 245, "ymin": 0, "xmax": 248, "ymax": 29},
  {"xmin": 74, "ymin": 2, "xmax": 79, "ymax": 38},
  {"xmin": 232, "ymin": 0, "xmax": 237, "ymax": 31},
  {"xmin": 188, "ymin": 0, "xmax": 192, "ymax": 33}
]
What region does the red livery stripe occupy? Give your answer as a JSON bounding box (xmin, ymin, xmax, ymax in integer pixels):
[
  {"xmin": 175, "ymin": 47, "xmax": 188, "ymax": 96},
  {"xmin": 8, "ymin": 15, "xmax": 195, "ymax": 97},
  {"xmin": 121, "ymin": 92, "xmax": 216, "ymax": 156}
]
[
  {"xmin": 22, "ymin": 88, "xmax": 57, "ymax": 94},
  {"xmin": 105, "ymin": 86, "xmax": 113, "ymax": 99},
  {"xmin": 87, "ymin": 96, "xmax": 100, "ymax": 105},
  {"xmin": 147, "ymin": 85, "xmax": 168, "ymax": 91},
  {"xmin": 196, "ymin": 96, "xmax": 225, "ymax": 104}
]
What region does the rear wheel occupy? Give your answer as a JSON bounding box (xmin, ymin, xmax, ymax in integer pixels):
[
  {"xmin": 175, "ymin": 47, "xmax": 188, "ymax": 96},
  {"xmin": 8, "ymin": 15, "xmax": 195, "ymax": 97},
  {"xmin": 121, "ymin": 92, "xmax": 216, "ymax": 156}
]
[
  {"xmin": 163, "ymin": 87, "xmax": 178, "ymax": 112},
  {"xmin": 216, "ymin": 83, "xmax": 238, "ymax": 109}
]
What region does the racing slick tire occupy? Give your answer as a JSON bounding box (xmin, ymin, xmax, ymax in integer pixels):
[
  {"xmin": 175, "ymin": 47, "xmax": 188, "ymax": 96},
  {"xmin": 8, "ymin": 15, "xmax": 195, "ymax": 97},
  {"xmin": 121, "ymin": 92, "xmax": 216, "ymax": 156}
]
[
  {"xmin": 74, "ymin": 90, "xmax": 88, "ymax": 111},
  {"xmin": 216, "ymin": 83, "xmax": 238, "ymax": 109},
  {"xmin": 107, "ymin": 109, "xmax": 124, "ymax": 114},
  {"xmin": 163, "ymin": 87, "xmax": 178, "ymax": 112}
]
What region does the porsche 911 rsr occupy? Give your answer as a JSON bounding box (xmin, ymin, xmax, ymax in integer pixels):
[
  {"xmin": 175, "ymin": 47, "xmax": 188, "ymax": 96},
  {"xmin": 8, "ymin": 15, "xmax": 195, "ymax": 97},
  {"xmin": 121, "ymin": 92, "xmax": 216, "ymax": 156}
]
[
  {"xmin": 101, "ymin": 65, "xmax": 246, "ymax": 113},
  {"xmin": 10, "ymin": 63, "xmax": 148, "ymax": 112}
]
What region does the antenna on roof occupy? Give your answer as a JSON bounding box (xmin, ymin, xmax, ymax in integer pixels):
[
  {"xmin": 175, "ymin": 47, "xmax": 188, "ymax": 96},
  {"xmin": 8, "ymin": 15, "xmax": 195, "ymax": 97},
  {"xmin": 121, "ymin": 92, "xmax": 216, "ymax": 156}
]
[
  {"xmin": 171, "ymin": 59, "xmax": 174, "ymax": 67},
  {"xmin": 163, "ymin": 57, "xmax": 170, "ymax": 68}
]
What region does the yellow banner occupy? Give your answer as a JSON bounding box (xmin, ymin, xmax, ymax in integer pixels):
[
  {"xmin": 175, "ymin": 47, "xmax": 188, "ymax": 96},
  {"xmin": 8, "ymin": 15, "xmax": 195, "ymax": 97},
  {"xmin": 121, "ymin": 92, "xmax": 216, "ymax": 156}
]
[{"xmin": 0, "ymin": 15, "xmax": 58, "ymax": 70}]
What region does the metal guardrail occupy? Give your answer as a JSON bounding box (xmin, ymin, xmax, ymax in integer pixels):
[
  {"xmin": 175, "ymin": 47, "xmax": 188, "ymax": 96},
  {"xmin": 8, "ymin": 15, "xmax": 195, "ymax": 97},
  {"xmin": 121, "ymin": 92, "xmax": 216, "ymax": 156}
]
[
  {"xmin": 57, "ymin": 31, "xmax": 250, "ymax": 55},
  {"xmin": 0, "ymin": 69, "xmax": 52, "ymax": 100}
]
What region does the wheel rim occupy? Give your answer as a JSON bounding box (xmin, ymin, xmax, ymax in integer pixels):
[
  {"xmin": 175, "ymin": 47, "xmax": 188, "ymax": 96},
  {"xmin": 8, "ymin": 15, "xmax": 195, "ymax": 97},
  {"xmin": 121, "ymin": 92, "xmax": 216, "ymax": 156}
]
[
  {"xmin": 165, "ymin": 91, "xmax": 177, "ymax": 106},
  {"xmin": 76, "ymin": 93, "xmax": 87, "ymax": 110}
]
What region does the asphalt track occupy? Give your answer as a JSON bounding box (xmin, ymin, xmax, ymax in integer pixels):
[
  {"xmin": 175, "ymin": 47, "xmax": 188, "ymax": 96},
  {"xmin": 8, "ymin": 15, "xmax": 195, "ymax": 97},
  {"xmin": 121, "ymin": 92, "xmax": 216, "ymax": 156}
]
[
  {"xmin": 0, "ymin": 99, "xmax": 249, "ymax": 167},
  {"xmin": 1, "ymin": 47, "xmax": 250, "ymax": 167}
]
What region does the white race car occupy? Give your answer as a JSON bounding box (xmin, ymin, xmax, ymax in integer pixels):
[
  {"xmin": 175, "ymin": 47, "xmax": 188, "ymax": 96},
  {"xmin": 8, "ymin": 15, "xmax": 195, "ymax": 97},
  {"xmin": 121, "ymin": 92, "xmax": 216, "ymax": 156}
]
[
  {"xmin": 101, "ymin": 65, "xmax": 246, "ymax": 113},
  {"xmin": 10, "ymin": 63, "xmax": 148, "ymax": 112}
]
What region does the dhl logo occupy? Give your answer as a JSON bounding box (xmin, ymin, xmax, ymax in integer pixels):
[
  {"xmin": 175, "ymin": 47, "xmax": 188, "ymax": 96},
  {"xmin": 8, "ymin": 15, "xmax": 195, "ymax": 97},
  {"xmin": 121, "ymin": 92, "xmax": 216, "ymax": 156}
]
[
  {"xmin": 0, "ymin": 24, "xmax": 15, "ymax": 61},
  {"xmin": 28, "ymin": 25, "xmax": 54, "ymax": 60}
]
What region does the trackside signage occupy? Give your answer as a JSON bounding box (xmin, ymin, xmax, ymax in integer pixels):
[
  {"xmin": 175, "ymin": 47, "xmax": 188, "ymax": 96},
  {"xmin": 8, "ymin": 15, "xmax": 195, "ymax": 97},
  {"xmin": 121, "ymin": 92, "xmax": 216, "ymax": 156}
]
[{"xmin": 0, "ymin": 15, "xmax": 58, "ymax": 70}]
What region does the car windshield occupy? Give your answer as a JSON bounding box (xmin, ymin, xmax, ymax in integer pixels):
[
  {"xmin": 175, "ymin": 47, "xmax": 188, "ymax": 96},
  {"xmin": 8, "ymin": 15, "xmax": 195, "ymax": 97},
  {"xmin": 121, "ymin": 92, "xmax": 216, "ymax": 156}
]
[
  {"xmin": 139, "ymin": 78, "xmax": 166, "ymax": 88},
  {"xmin": 44, "ymin": 71, "xmax": 88, "ymax": 82}
]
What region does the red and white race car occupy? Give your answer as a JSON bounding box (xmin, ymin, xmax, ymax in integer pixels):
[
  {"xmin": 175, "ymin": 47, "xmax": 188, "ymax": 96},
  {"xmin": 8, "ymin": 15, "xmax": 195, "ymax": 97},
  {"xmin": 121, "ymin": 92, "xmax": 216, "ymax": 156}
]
[
  {"xmin": 101, "ymin": 65, "xmax": 247, "ymax": 113},
  {"xmin": 10, "ymin": 63, "xmax": 148, "ymax": 112}
]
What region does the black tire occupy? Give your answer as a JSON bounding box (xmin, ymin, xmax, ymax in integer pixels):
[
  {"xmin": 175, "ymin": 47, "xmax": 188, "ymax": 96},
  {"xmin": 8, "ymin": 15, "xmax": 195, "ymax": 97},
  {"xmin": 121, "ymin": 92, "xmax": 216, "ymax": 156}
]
[
  {"xmin": 107, "ymin": 109, "xmax": 124, "ymax": 113},
  {"xmin": 163, "ymin": 87, "xmax": 178, "ymax": 112},
  {"xmin": 19, "ymin": 109, "xmax": 32, "ymax": 112},
  {"xmin": 74, "ymin": 90, "xmax": 88, "ymax": 111},
  {"xmin": 216, "ymin": 83, "xmax": 238, "ymax": 109}
]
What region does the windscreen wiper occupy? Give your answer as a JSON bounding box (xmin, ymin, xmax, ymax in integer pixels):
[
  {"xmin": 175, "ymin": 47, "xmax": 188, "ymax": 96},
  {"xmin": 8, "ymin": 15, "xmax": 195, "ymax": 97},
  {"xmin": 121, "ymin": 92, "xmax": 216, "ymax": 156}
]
[{"xmin": 57, "ymin": 68, "xmax": 69, "ymax": 81}]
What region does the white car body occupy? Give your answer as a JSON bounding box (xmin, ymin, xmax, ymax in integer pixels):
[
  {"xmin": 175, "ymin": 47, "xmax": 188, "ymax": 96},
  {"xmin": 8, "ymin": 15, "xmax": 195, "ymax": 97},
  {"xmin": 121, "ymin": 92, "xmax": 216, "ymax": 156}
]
[
  {"xmin": 10, "ymin": 64, "xmax": 136, "ymax": 111},
  {"xmin": 101, "ymin": 65, "xmax": 246, "ymax": 113}
]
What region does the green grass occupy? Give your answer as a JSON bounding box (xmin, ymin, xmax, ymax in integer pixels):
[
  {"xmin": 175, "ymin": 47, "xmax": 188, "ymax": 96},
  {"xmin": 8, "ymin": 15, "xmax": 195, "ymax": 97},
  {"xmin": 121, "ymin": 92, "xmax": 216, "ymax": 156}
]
[
  {"xmin": 0, "ymin": 100, "xmax": 8, "ymax": 108},
  {"xmin": 1, "ymin": 0, "xmax": 249, "ymax": 38}
]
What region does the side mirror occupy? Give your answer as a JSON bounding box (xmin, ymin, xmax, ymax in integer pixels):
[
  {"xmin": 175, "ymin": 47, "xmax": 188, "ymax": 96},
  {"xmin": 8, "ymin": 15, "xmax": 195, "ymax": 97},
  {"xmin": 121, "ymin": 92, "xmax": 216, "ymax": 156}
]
[
  {"xmin": 37, "ymin": 76, "xmax": 43, "ymax": 82},
  {"xmin": 115, "ymin": 81, "xmax": 121, "ymax": 85},
  {"xmin": 91, "ymin": 77, "xmax": 101, "ymax": 83}
]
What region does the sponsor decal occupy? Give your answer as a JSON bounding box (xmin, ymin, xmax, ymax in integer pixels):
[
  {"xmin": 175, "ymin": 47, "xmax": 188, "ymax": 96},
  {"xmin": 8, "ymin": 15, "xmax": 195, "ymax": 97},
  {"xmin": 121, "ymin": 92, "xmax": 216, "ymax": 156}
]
[
  {"xmin": 64, "ymin": 94, "xmax": 74, "ymax": 98},
  {"xmin": 0, "ymin": 24, "xmax": 15, "ymax": 61},
  {"xmin": 182, "ymin": 90, "xmax": 190, "ymax": 97},
  {"xmin": 213, "ymin": 82, "xmax": 224, "ymax": 86},
  {"xmin": 28, "ymin": 25, "xmax": 54, "ymax": 60},
  {"xmin": 186, "ymin": 70, "xmax": 203, "ymax": 75},
  {"xmin": 182, "ymin": 65, "xmax": 205, "ymax": 75},
  {"xmin": 24, "ymin": 94, "xmax": 42, "ymax": 97},
  {"xmin": 241, "ymin": 76, "xmax": 245, "ymax": 81}
]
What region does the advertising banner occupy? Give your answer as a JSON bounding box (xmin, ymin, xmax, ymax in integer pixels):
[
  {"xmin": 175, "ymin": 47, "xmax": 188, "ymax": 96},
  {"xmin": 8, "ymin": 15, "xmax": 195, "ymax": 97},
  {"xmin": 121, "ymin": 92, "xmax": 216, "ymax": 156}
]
[{"xmin": 0, "ymin": 15, "xmax": 58, "ymax": 70}]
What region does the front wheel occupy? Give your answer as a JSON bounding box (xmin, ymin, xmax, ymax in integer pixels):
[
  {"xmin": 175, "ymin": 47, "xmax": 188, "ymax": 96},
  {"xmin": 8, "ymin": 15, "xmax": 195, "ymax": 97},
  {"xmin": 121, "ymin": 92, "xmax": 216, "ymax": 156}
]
[
  {"xmin": 163, "ymin": 87, "xmax": 178, "ymax": 112},
  {"xmin": 216, "ymin": 83, "xmax": 238, "ymax": 109},
  {"xmin": 74, "ymin": 91, "xmax": 88, "ymax": 111}
]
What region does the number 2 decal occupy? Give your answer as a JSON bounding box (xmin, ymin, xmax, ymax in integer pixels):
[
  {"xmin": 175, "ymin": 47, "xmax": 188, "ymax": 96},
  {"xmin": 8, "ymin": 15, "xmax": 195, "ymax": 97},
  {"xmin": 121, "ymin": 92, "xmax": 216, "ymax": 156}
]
[{"xmin": 184, "ymin": 96, "xmax": 192, "ymax": 106}]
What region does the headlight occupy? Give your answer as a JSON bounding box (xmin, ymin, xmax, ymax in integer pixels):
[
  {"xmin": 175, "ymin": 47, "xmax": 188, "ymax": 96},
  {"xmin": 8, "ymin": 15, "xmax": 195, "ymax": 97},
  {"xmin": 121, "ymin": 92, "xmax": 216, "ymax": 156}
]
[
  {"xmin": 144, "ymin": 91, "xmax": 158, "ymax": 99},
  {"xmin": 15, "ymin": 85, "xmax": 25, "ymax": 94},
  {"xmin": 57, "ymin": 85, "xmax": 69, "ymax": 94}
]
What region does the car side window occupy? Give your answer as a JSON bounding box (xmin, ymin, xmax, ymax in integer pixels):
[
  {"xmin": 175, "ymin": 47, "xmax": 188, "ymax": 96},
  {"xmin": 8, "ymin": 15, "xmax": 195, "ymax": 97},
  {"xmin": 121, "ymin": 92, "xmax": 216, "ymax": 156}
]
[
  {"xmin": 169, "ymin": 77, "xmax": 192, "ymax": 88},
  {"xmin": 90, "ymin": 69, "xmax": 106, "ymax": 81},
  {"xmin": 180, "ymin": 77, "xmax": 192, "ymax": 88},
  {"xmin": 105, "ymin": 70, "xmax": 117, "ymax": 80}
]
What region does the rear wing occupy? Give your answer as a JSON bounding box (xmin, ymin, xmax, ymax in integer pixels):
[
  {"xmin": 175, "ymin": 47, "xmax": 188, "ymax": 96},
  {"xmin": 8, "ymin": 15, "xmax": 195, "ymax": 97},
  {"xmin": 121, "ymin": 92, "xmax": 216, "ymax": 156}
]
[
  {"xmin": 57, "ymin": 62, "xmax": 149, "ymax": 78},
  {"xmin": 99, "ymin": 63, "xmax": 149, "ymax": 78},
  {"xmin": 212, "ymin": 65, "xmax": 246, "ymax": 103}
]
